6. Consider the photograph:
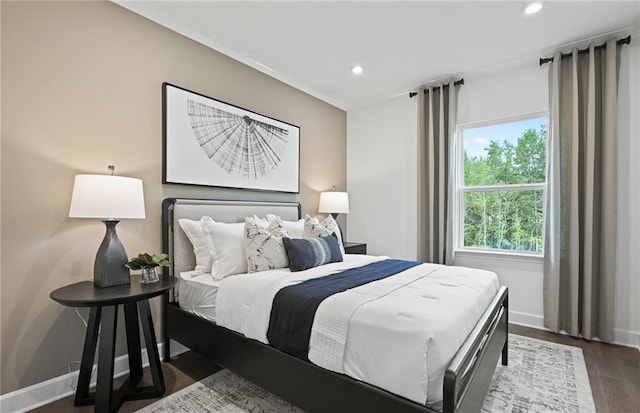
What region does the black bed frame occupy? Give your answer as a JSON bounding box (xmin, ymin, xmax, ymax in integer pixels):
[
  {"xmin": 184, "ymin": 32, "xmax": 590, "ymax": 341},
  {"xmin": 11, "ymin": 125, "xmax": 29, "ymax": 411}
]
[{"xmin": 161, "ymin": 198, "xmax": 508, "ymax": 413}]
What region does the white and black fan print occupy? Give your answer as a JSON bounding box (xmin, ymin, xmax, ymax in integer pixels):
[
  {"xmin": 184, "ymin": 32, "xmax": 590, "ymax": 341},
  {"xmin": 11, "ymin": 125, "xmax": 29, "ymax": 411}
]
[{"xmin": 187, "ymin": 99, "xmax": 289, "ymax": 180}]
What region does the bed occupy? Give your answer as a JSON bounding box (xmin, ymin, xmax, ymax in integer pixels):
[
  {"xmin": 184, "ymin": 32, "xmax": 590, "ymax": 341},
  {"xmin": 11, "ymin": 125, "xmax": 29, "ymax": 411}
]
[{"xmin": 161, "ymin": 198, "xmax": 508, "ymax": 413}]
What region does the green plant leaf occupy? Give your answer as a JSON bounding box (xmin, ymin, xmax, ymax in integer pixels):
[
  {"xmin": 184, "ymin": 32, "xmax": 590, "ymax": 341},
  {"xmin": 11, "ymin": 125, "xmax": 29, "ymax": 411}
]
[{"xmin": 126, "ymin": 252, "xmax": 171, "ymax": 270}]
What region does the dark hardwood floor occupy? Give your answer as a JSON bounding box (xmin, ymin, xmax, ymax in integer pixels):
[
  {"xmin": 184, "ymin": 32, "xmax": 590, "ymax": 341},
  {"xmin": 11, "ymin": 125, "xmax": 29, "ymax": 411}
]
[
  {"xmin": 32, "ymin": 324, "xmax": 639, "ymax": 413},
  {"xmin": 30, "ymin": 351, "xmax": 222, "ymax": 413}
]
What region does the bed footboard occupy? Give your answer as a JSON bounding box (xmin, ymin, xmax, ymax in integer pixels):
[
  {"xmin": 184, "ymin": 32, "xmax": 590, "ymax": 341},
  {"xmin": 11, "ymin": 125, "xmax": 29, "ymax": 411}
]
[
  {"xmin": 165, "ymin": 286, "xmax": 508, "ymax": 413},
  {"xmin": 443, "ymin": 286, "xmax": 509, "ymax": 413},
  {"xmin": 167, "ymin": 303, "xmax": 439, "ymax": 413}
]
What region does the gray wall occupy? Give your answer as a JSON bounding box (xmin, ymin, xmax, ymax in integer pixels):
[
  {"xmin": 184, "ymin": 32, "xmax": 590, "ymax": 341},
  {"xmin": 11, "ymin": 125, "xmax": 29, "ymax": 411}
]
[{"xmin": 1, "ymin": 1, "xmax": 346, "ymax": 394}]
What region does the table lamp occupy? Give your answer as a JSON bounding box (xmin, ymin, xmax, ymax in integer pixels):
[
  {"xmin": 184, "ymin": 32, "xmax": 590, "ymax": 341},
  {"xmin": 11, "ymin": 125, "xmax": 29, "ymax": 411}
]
[
  {"xmin": 318, "ymin": 187, "xmax": 349, "ymax": 220},
  {"xmin": 69, "ymin": 167, "xmax": 146, "ymax": 288}
]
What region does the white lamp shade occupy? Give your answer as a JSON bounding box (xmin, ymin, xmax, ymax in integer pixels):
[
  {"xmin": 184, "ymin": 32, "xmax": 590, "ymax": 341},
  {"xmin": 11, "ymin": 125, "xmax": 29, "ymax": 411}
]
[
  {"xmin": 69, "ymin": 174, "xmax": 146, "ymax": 219},
  {"xmin": 318, "ymin": 191, "xmax": 349, "ymax": 214}
]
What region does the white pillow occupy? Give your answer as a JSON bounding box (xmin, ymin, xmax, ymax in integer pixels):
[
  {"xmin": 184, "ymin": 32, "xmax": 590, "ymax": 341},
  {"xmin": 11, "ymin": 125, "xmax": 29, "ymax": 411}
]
[
  {"xmin": 303, "ymin": 214, "xmax": 345, "ymax": 254},
  {"xmin": 178, "ymin": 218, "xmax": 213, "ymax": 273},
  {"xmin": 266, "ymin": 214, "xmax": 304, "ymax": 238},
  {"xmin": 200, "ymin": 216, "xmax": 247, "ymax": 279},
  {"xmin": 244, "ymin": 216, "xmax": 289, "ymax": 273}
]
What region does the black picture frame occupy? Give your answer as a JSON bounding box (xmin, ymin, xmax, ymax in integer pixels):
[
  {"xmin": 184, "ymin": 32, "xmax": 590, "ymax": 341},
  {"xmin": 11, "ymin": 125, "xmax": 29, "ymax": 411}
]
[{"xmin": 162, "ymin": 83, "xmax": 300, "ymax": 193}]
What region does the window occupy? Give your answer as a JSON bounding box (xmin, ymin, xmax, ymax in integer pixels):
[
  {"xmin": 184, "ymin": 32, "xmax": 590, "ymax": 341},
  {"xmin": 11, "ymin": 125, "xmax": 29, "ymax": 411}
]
[{"xmin": 456, "ymin": 115, "xmax": 547, "ymax": 254}]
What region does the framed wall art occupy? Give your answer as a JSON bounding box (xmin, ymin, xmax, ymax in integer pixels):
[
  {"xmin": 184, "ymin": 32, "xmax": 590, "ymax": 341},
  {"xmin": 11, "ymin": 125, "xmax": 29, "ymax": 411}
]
[{"xmin": 163, "ymin": 83, "xmax": 300, "ymax": 193}]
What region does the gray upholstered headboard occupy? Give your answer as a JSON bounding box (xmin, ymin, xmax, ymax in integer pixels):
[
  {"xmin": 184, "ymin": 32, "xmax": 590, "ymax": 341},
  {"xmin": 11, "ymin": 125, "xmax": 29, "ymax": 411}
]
[{"xmin": 162, "ymin": 198, "xmax": 301, "ymax": 276}]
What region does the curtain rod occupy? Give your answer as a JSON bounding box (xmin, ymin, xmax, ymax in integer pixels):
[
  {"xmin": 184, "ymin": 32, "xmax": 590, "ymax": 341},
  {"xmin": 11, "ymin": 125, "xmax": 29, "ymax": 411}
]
[
  {"xmin": 539, "ymin": 35, "xmax": 631, "ymax": 66},
  {"xmin": 409, "ymin": 79, "xmax": 464, "ymax": 98}
]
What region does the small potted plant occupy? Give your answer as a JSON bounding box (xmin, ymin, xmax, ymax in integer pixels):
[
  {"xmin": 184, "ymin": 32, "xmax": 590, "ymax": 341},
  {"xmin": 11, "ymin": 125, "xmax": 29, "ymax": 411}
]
[{"xmin": 125, "ymin": 253, "xmax": 170, "ymax": 284}]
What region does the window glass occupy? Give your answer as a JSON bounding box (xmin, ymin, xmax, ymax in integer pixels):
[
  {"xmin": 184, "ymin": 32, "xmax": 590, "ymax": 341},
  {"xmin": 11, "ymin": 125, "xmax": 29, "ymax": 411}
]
[
  {"xmin": 463, "ymin": 118, "xmax": 546, "ymax": 186},
  {"xmin": 463, "ymin": 189, "xmax": 544, "ymax": 252},
  {"xmin": 458, "ymin": 116, "xmax": 547, "ymax": 254}
]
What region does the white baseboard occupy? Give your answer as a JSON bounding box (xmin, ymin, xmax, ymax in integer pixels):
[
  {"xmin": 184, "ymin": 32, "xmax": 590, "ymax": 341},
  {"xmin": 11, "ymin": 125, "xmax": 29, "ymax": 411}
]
[
  {"xmin": 509, "ymin": 310, "xmax": 640, "ymax": 350},
  {"xmin": 509, "ymin": 310, "xmax": 545, "ymax": 329},
  {"xmin": 613, "ymin": 328, "xmax": 640, "ymax": 349},
  {"xmin": 0, "ymin": 340, "xmax": 189, "ymax": 413}
]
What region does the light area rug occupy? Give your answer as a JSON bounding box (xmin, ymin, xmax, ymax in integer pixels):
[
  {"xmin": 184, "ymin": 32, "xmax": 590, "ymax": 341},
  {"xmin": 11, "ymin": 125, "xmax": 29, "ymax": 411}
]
[
  {"xmin": 137, "ymin": 334, "xmax": 595, "ymax": 413},
  {"xmin": 481, "ymin": 334, "xmax": 595, "ymax": 413}
]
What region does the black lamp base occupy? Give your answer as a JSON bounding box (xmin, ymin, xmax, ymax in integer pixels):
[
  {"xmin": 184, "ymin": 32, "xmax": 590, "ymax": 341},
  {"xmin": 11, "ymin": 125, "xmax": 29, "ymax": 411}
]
[
  {"xmin": 94, "ymin": 220, "xmax": 130, "ymax": 288},
  {"xmin": 330, "ymin": 213, "xmax": 345, "ymax": 247}
]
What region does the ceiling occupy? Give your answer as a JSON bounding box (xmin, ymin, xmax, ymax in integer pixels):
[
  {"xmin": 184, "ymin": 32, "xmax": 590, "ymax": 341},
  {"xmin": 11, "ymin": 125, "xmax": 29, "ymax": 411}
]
[{"xmin": 115, "ymin": 1, "xmax": 640, "ymax": 110}]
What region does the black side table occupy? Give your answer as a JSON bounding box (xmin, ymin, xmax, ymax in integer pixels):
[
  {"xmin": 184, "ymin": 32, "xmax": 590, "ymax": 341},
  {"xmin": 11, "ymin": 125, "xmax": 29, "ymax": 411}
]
[
  {"xmin": 50, "ymin": 275, "xmax": 177, "ymax": 413},
  {"xmin": 344, "ymin": 242, "xmax": 367, "ymax": 255}
]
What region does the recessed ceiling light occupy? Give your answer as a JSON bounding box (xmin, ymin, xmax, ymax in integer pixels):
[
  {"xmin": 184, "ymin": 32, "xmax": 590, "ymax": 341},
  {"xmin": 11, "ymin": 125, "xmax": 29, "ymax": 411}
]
[
  {"xmin": 351, "ymin": 65, "xmax": 364, "ymax": 75},
  {"xmin": 524, "ymin": 2, "xmax": 543, "ymax": 15}
]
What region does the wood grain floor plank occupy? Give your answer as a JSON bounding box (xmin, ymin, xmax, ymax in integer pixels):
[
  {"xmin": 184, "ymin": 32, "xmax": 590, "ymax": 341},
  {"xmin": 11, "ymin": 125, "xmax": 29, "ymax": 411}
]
[{"xmin": 30, "ymin": 351, "xmax": 221, "ymax": 413}]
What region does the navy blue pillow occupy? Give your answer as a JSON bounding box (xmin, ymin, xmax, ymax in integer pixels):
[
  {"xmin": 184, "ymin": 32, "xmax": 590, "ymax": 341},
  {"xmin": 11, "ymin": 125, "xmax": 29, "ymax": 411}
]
[{"xmin": 283, "ymin": 234, "xmax": 343, "ymax": 272}]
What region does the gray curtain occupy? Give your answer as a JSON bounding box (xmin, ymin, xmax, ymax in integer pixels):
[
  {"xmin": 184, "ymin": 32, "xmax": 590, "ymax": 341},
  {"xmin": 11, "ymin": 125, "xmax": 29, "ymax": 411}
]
[
  {"xmin": 544, "ymin": 39, "xmax": 621, "ymax": 342},
  {"xmin": 417, "ymin": 81, "xmax": 459, "ymax": 264}
]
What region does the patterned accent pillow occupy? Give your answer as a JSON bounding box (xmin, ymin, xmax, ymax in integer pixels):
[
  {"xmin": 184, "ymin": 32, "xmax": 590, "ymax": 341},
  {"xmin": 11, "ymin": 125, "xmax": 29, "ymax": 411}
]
[
  {"xmin": 303, "ymin": 214, "xmax": 345, "ymax": 254},
  {"xmin": 283, "ymin": 234, "xmax": 343, "ymax": 272},
  {"xmin": 244, "ymin": 216, "xmax": 290, "ymax": 273}
]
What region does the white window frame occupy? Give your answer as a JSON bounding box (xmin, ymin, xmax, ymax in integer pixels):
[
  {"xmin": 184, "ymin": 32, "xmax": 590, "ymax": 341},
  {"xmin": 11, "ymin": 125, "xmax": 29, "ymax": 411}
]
[{"xmin": 454, "ymin": 112, "xmax": 548, "ymax": 257}]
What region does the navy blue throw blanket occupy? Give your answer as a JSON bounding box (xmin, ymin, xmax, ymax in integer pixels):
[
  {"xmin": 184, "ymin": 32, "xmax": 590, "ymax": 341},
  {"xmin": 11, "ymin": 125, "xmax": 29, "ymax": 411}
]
[{"xmin": 266, "ymin": 259, "xmax": 421, "ymax": 361}]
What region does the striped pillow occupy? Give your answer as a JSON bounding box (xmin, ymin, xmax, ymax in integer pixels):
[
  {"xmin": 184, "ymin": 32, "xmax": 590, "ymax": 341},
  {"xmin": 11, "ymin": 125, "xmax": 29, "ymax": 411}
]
[{"xmin": 282, "ymin": 234, "xmax": 343, "ymax": 272}]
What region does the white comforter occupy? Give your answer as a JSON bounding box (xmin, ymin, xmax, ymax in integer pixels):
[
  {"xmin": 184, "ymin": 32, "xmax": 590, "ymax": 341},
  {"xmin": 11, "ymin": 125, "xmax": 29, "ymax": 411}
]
[{"xmin": 216, "ymin": 255, "xmax": 499, "ymax": 405}]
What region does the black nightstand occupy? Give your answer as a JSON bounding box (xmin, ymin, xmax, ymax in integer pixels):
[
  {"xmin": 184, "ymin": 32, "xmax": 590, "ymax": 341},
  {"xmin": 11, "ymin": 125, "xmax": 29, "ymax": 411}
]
[
  {"xmin": 50, "ymin": 275, "xmax": 177, "ymax": 413},
  {"xmin": 344, "ymin": 242, "xmax": 367, "ymax": 254}
]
